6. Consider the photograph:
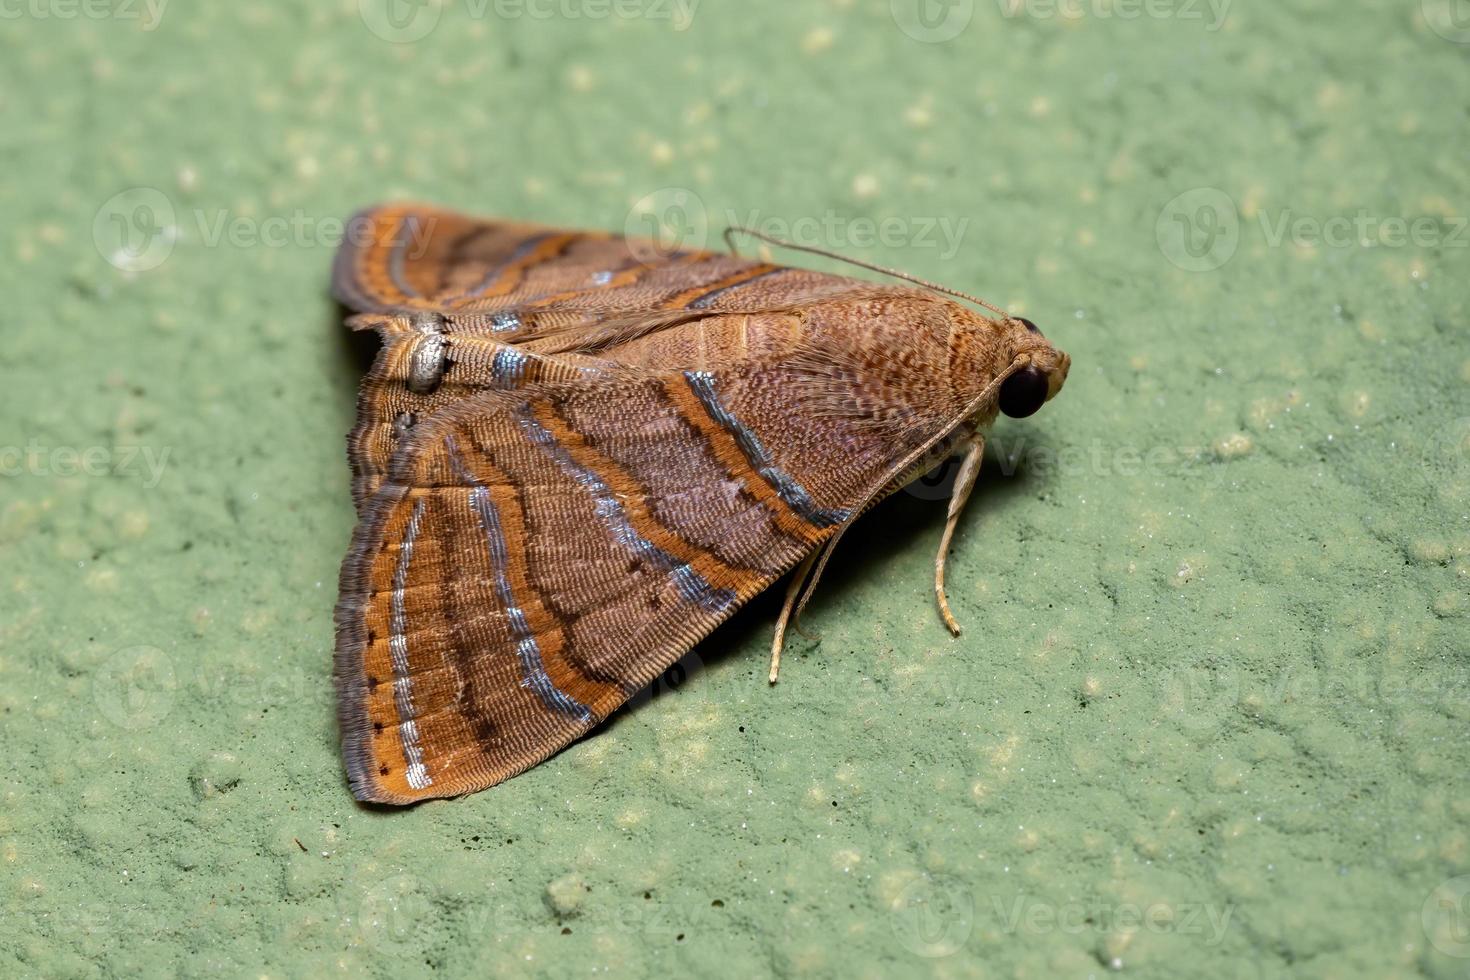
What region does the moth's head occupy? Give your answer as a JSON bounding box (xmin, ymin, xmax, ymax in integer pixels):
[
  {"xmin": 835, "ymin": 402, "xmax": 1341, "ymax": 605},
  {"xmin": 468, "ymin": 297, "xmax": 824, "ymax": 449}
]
[{"xmin": 995, "ymin": 316, "xmax": 1070, "ymax": 419}]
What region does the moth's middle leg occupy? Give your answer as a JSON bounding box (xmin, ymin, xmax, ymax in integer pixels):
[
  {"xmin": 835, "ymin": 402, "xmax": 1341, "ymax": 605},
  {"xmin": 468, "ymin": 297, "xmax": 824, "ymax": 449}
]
[{"xmin": 935, "ymin": 436, "xmax": 984, "ymax": 636}]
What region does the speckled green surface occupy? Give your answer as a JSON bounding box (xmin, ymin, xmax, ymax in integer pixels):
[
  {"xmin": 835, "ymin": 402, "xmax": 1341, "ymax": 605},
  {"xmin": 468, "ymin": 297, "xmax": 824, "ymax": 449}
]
[{"xmin": 2, "ymin": 2, "xmax": 1468, "ymax": 977}]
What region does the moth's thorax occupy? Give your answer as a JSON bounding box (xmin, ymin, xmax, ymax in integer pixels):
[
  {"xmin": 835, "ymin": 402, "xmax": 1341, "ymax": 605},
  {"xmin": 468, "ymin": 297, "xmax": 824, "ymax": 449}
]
[
  {"xmin": 804, "ymin": 292, "xmax": 983, "ymax": 417},
  {"xmin": 945, "ymin": 308, "xmax": 1016, "ymax": 397},
  {"xmin": 789, "ymin": 293, "xmax": 1075, "ymax": 427}
]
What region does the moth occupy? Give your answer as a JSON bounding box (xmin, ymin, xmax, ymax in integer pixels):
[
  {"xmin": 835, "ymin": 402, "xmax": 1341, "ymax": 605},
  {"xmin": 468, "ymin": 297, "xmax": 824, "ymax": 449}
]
[{"xmin": 332, "ymin": 203, "xmax": 1070, "ymax": 804}]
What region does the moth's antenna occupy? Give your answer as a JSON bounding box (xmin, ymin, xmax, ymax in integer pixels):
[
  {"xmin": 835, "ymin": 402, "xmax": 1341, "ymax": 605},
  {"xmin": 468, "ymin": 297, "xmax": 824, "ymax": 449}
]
[{"xmin": 723, "ymin": 226, "xmax": 1012, "ymax": 320}]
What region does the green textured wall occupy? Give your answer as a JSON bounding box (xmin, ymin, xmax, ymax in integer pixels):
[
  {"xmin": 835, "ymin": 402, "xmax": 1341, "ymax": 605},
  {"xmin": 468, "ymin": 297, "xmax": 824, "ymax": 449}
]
[{"xmin": 2, "ymin": 1, "xmax": 1468, "ymax": 976}]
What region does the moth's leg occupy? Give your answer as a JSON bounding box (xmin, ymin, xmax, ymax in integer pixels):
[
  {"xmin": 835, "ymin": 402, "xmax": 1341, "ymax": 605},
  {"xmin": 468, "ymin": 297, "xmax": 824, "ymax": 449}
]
[
  {"xmin": 935, "ymin": 437, "xmax": 985, "ymax": 637},
  {"xmin": 769, "ymin": 550, "xmax": 819, "ymax": 684}
]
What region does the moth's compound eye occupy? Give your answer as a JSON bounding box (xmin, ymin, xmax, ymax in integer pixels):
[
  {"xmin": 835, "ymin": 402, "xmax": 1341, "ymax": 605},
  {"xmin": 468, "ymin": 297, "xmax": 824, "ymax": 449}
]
[
  {"xmin": 1017, "ymin": 317, "xmax": 1042, "ymax": 334},
  {"xmin": 998, "ymin": 366, "xmax": 1050, "ymax": 418}
]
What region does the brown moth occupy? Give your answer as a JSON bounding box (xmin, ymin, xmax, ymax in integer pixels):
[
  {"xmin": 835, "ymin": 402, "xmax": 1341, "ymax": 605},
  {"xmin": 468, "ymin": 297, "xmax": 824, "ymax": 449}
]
[{"xmin": 331, "ymin": 203, "xmax": 1070, "ymax": 804}]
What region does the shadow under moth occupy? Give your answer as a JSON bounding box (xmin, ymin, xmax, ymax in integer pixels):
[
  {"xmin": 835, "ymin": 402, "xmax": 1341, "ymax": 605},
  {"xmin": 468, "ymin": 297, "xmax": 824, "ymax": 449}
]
[{"xmin": 331, "ymin": 203, "xmax": 1071, "ymax": 804}]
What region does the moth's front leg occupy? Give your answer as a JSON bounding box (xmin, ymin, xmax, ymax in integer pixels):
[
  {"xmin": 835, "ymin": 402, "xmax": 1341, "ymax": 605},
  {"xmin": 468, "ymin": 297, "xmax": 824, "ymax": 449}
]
[{"xmin": 935, "ymin": 437, "xmax": 985, "ymax": 636}]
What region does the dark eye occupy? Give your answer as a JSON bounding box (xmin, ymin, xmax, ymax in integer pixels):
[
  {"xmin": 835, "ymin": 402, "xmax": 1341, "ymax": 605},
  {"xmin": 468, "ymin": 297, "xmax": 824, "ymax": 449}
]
[
  {"xmin": 999, "ymin": 367, "xmax": 1049, "ymax": 418},
  {"xmin": 1018, "ymin": 317, "xmax": 1042, "ymax": 334}
]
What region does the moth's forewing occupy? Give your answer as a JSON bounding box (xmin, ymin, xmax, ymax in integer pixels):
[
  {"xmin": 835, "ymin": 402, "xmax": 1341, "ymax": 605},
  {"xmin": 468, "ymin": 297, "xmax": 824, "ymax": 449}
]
[{"xmin": 336, "ymin": 360, "xmax": 910, "ymax": 803}]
